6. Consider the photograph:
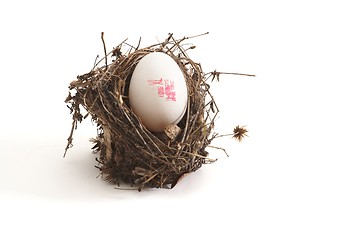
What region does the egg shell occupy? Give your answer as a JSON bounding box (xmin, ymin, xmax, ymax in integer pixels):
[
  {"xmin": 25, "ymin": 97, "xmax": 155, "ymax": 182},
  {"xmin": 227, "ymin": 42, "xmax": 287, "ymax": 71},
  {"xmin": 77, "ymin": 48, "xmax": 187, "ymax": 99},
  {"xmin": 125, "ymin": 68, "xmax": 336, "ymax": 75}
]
[{"xmin": 129, "ymin": 52, "xmax": 188, "ymax": 132}]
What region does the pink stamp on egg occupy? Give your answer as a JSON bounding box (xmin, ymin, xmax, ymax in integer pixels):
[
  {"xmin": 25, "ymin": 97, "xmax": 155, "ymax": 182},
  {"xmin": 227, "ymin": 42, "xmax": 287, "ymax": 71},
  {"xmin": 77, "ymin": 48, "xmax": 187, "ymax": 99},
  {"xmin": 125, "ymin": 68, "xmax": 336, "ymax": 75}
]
[{"xmin": 148, "ymin": 78, "xmax": 176, "ymax": 101}]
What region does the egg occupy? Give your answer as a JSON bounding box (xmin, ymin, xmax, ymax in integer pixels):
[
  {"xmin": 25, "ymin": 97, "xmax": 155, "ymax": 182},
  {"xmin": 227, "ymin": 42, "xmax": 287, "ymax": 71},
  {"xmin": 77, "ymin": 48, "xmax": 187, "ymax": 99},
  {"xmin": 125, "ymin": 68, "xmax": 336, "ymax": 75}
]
[{"xmin": 129, "ymin": 52, "xmax": 188, "ymax": 132}]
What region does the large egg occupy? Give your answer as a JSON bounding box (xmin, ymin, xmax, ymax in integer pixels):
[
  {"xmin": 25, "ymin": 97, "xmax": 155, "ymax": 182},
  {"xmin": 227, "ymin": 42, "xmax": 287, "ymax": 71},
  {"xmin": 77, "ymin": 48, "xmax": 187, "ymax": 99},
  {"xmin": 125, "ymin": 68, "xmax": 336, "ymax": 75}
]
[{"xmin": 129, "ymin": 52, "xmax": 188, "ymax": 132}]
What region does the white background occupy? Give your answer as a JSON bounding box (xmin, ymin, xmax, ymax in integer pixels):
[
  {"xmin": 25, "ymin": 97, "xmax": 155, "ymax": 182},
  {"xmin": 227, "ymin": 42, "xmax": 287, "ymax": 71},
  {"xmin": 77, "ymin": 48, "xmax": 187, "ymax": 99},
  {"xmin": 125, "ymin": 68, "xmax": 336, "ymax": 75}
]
[{"xmin": 0, "ymin": 0, "xmax": 359, "ymax": 239}]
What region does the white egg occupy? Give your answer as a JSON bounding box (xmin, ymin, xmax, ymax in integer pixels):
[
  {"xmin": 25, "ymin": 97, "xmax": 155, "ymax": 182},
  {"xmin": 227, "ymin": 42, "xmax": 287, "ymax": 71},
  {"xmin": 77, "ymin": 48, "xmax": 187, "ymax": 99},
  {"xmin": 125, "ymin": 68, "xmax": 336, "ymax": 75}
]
[{"xmin": 129, "ymin": 52, "xmax": 188, "ymax": 132}]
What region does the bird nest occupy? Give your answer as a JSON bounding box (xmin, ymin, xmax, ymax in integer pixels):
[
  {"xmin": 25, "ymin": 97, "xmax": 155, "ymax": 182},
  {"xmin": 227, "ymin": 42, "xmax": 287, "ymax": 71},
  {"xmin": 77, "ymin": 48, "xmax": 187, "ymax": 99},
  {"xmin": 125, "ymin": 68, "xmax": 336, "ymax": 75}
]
[{"xmin": 64, "ymin": 33, "xmax": 249, "ymax": 190}]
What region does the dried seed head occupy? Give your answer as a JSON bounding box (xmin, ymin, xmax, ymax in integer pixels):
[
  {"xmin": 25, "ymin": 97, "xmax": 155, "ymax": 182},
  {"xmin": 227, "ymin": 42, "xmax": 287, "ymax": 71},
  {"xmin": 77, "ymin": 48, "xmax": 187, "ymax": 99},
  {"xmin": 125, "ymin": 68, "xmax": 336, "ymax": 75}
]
[{"xmin": 233, "ymin": 125, "xmax": 248, "ymax": 142}]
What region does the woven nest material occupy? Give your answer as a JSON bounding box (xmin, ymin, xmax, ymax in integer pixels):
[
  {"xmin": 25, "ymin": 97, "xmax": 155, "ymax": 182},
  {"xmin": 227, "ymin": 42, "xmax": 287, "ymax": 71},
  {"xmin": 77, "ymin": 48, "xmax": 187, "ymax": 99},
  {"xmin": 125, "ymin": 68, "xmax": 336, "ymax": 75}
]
[{"xmin": 64, "ymin": 33, "xmax": 248, "ymax": 189}]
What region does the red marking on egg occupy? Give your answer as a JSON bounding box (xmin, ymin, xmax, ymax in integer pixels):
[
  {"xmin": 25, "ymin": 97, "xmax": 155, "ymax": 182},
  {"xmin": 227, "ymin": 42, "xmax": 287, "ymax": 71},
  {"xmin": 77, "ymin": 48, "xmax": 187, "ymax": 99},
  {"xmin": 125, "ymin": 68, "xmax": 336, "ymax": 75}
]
[{"xmin": 148, "ymin": 78, "xmax": 176, "ymax": 101}]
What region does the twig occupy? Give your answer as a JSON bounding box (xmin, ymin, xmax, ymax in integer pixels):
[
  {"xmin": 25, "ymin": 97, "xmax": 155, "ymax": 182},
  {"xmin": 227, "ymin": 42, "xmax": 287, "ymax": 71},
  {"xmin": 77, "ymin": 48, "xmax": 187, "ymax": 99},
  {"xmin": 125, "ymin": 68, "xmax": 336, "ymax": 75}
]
[
  {"xmin": 208, "ymin": 145, "xmax": 229, "ymax": 157},
  {"xmin": 184, "ymin": 32, "xmax": 209, "ymax": 40},
  {"xmin": 92, "ymin": 38, "xmax": 128, "ymax": 70},
  {"xmin": 123, "ymin": 42, "xmax": 137, "ymax": 50},
  {"xmin": 63, "ymin": 119, "xmax": 76, "ymax": 157},
  {"xmin": 213, "ymin": 133, "xmax": 233, "ymax": 138},
  {"xmin": 93, "ymin": 55, "xmax": 99, "ymax": 68},
  {"xmin": 213, "ymin": 71, "xmax": 256, "ymax": 77},
  {"xmin": 214, "ymin": 126, "xmax": 248, "ymax": 142},
  {"xmin": 101, "ymin": 32, "xmax": 108, "ymax": 70},
  {"xmin": 206, "ymin": 71, "xmax": 256, "ymax": 82},
  {"xmin": 150, "ymin": 32, "xmax": 209, "ymax": 50},
  {"xmin": 135, "ymin": 37, "xmax": 142, "ymax": 50}
]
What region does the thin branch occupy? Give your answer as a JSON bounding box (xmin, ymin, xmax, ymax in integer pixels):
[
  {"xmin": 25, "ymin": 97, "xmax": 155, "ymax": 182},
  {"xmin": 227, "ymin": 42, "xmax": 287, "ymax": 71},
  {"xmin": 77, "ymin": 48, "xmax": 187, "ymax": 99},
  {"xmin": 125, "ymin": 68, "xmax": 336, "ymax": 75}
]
[
  {"xmin": 214, "ymin": 126, "xmax": 248, "ymax": 142},
  {"xmin": 92, "ymin": 38, "xmax": 128, "ymax": 70},
  {"xmin": 135, "ymin": 37, "xmax": 142, "ymax": 50},
  {"xmin": 206, "ymin": 71, "xmax": 256, "ymax": 81},
  {"xmin": 63, "ymin": 119, "xmax": 76, "ymax": 157},
  {"xmin": 213, "ymin": 133, "xmax": 233, "ymax": 138},
  {"xmin": 149, "ymin": 32, "xmax": 209, "ymax": 50},
  {"xmin": 214, "ymin": 71, "xmax": 256, "ymax": 77},
  {"xmin": 208, "ymin": 145, "xmax": 229, "ymax": 157},
  {"xmin": 101, "ymin": 32, "xmax": 108, "ymax": 70},
  {"xmin": 184, "ymin": 31, "xmax": 209, "ymax": 40},
  {"xmin": 93, "ymin": 55, "xmax": 99, "ymax": 68}
]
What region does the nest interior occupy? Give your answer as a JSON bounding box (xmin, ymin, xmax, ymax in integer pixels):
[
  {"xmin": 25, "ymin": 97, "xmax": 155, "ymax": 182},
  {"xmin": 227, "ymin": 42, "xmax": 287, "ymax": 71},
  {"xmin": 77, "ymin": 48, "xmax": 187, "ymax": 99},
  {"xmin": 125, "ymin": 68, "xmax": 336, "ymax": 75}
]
[{"xmin": 64, "ymin": 33, "xmax": 246, "ymax": 189}]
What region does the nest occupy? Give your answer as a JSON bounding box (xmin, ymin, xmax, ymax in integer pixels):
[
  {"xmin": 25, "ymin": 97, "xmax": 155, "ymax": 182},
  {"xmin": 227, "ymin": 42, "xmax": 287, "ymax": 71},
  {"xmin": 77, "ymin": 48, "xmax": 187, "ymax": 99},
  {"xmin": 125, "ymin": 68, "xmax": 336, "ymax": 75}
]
[{"xmin": 64, "ymin": 33, "xmax": 249, "ymax": 189}]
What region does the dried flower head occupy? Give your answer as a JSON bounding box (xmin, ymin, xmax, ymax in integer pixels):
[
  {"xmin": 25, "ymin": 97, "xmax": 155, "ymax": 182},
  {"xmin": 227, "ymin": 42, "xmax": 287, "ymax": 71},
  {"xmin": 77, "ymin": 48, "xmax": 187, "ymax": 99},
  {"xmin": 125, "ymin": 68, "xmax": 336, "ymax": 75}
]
[{"xmin": 233, "ymin": 125, "xmax": 248, "ymax": 142}]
